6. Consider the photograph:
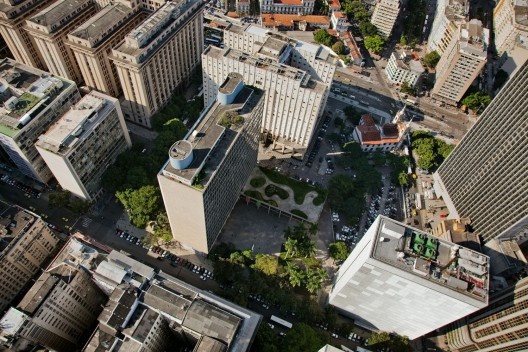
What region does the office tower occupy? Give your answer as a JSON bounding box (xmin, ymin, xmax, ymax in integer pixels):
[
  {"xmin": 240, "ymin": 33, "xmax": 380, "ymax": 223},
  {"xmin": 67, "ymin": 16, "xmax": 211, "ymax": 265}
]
[
  {"xmin": 0, "ymin": 205, "xmax": 62, "ymax": 313},
  {"xmin": 35, "ymin": 91, "xmax": 132, "ymax": 201},
  {"xmin": 433, "ymin": 59, "xmax": 528, "ymax": 244},
  {"xmin": 444, "ymin": 276, "xmax": 528, "ymax": 352},
  {"xmin": 493, "ymin": 0, "xmax": 528, "ymax": 54},
  {"xmin": 432, "ymin": 19, "xmax": 488, "ymax": 105},
  {"xmin": 110, "ymin": 0, "xmax": 205, "ymax": 128},
  {"xmin": 24, "ymin": 0, "xmax": 97, "ymax": 83},
  {"xmin": 329, "ymin": 216, "xmax": 489, "ymax": 340},
  {"xmin": 259, "ymin": 0, "xmax": 315, "ymax": 15},
  {"xmin": 158, "ymin": 73, "xmax": 264, "ymax": 253},
  {"xmin": 66, "ymin": 4, "xmax": 146, "ymax": 97},
  {"xmin": 0, "ymin": 0, "xmax": 57, "ymax": 70},
  {"xmin": 204, "ymin": 24, "xmax": 337, "ymax": 158},
  {"xmin": 385, "ymin": 50, "xmax": 425, "ymax": 86},
  {"xmin": 370, "ymin": 0, "xmax": 401, "ymax": 39},
  {"xmin": 0, "ymin": 58, "xmax": 80, "ymax": 183},
  {"xmin": 427, "ymin": 0, "xmax": 469, "ymax": 56}
]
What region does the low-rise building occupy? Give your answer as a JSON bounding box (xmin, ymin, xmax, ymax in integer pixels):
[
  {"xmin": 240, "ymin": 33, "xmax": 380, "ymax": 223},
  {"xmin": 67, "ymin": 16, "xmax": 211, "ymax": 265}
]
[
  {"xmin": 331, "ymin": 11, "xmax": 349, "ymax": 32},
  {"xmin": 260, "ymin": 14, "xmax": 330, "ymax": 31},
  {"xmin": 340, "ymin": 31, "xmax": 364, "ymax": 66},
  {"xmin": 352, "ymin": 114, "xmax": 405, "ymax": 151},
  {"xmin": 36, "ymin": 91, "xmax": 131, "ymax": 201},
  {"xmin": 326, "ymin": 0, "xmax": 341, "ymax": 14},
  {"xmin": 385, "ymin": 50, "xmax": 425, "ymax": 86},
  {"xmin": 259, "ymin": 0, "xmax": 315, "ymax": 15}
]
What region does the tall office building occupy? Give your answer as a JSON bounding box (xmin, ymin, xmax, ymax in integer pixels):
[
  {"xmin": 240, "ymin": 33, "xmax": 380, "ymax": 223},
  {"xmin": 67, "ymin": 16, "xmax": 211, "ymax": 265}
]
[
  {"xmin": 25, "ymin": 0, "xmax": 97, "ymax": 83},
  {"xmin": 433, "ymin": 59, "xmax": 528, "ymax": 244},
  {"xmin": 0, "ymin": 204, "xmax": 62, "ymax": 313},
  {"xmin": 0, "ymin": 58, "xmax": 80, "ymax": 183},
  {"xmin": 36, "ymin": 91, "xmax": 132, "ymax": 201},
  {"xmin": 432, "ymin": 19, "xmax": 488, "ymax": 105},
  {"xmin": 158, "ymin": 73, "xmax": 264, "ymax": 253},
  {"xmin": 110, "ymin": 0, "xmax": 205, "ymax": 127},
  {"xmin": 329, "ymin": 216, "xmax": 489, "ymax": 340},
  {"xmin": 0, "ymin": 0, "xmax": 56, "ymax": 70},
  {"xmin": 370, "ymin": 0, "xmax": 401, "ymax": 39},
  {"xmin": 204, "ymin": 24, "xmax": 337, "ymax": 158},
  {"xmin": 427, "ymin": 0, "xmax": 468, "ymax": 56},
  {"xmin": 444, "ymin": 276, "xmax": 528, "ymax": 352},
  {"xmin": 493, "ymin": 0, "xmax": 528, "ymax": 55}
]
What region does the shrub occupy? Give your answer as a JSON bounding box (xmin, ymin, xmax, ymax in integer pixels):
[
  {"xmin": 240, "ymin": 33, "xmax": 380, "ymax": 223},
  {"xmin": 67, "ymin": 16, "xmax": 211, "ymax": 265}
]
[
  {"xmin": 250, "ymin": 177, "xmax": 266, "ymax": 188},
  {"xmin": 291, "ymin": 209, "xmax": 308, "ymax": 219},
  {"xmin": 264, "ymin": 184, "xmax": 289, "ymax": 199}
]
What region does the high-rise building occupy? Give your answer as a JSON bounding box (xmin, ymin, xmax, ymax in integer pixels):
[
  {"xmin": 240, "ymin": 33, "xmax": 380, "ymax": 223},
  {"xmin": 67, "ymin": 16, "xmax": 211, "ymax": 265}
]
[
  {"xmin": 204, "ymin": 23, "xmax": 337, "ymax": 158},
  {"xmin": 24, "ymin": 0, "xmax": 97, "ymax": 83},
  {"xmin": 66, "ymin": 3, "xmax": 146, "ymax": 97},
  {"xmin": 427, "ymin": 0, "xmax": 468, "ymax": 56},
  {"xmin": 110, "ymin": 0, "xmax": 205, "ymax": 127},
  {"xmin": 432, "ymin": 19, "xmax": 488, "ymax": 105},
  {"xmin": 384, "ymin": 50, "xmax": 425, "ymax": 86},
  {"xmin": 35, "ymin": 91, "xmax": 132, "ymax": 201},
  {"xmin": 370, "ymin": 0, "xmax": 401, "ymax": 39},
  {"xmin": 0, "ymin": 204, "xmax": 62, "ymax": 313},
  {"xmin": 444, "ymin": 276, "xmax": 528, "ymax": 352},
  {"xmin": 259, "ymin": 0, "xmax": 315, "ymax": 15},
  {"xmin": 433, "ymin": 59, "xmax": 528, "ymax": 244},
  {"xmin": 493, "ymin": 0, "xmax": 528, "ymax": 55},
  {"xmin": 329, "ymin": 216, "xmax": 489, "ymax": 340},
  {"xmin": 158, "ymin": 73, "xmax": 264, "ymax": 253},
  {"xmin": 0, "ymin": 0, "xmax": 56, "ymax": 70},
  {"xmin": 0, "ymin": 58, "xmax": 80, "ymax": 183}
]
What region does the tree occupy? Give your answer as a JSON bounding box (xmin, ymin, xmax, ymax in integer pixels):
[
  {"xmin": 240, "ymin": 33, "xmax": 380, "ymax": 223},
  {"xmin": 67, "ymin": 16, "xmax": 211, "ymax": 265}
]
[
  {"xmin": 364, "ymin": 35, "xmax": 385, "ymax": 54},
  {"xmin": 423, "ymin": 51, "xmax": 440, "ymax": 68},
  {"xmin": 329, "ymin": 241, "xmax": 349, "ymax": 262},
  {"xmin": 314, "ymin": 29, "xmax": 333, "ymax": 47},
  {"xmin": 253, "ymin": 322, "xmax": 279, "ymax": 352},
  {"xmin": 151, "ymin": 212, "xmax": 172, "ymax": 244},
  {"xmin": 343, "ymin": 106, "xmax": 362, "ymax": 125},
  {"xmin": 49, "ymin": 191, "xmax": 70, "ymax": 208},
  {"xmin": 462, "ymin": 91, "xmax": 491, "ymax": 113},
  {"xmin": 399, "ymin": 35, "xmax": 408, "ymax": 46},
  {"xmin": 284, "ymin": 237, "xmax": 298, "ymax": 258},
  {"xmin": 116, "ymin": 185, "xmax": 162, "ymax": 228},
  {"xmin": 400, "ymin": 81, "xmax": 417, "ymax": 96},
  {"xmin": 252, "ymin": 254, "xmax": 279, "ymax": 276},
  {"xmin": 332, "ymin": 40, "xmax": 345, "ymax": 55},
  {"xmin": 368, "ymin": 331, "xmax": 411, "ymax": 352},
  {"xmin": 286, "ymin": 262, "xmax": 304, "ymax": 288},
  {"xmin": 398, "ymin": 171, "xmax": 411, "ymax": 187},
  {"xmin": 359, "ymin": 21, "xmax": 378, "ymax": 37},
  {"xmin": 282, "ymin": 323, "xmax": 328, "ymax": 352},
  {"xmin": 304, "ymin": 268, "xmax": 328, "ymax": 293}
]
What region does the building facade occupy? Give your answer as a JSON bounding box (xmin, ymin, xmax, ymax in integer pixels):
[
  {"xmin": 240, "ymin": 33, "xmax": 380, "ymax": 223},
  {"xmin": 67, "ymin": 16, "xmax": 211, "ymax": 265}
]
[
  {"xmin": 493, "ymin": 0, "xmax": 528, "ymax": 55},
  {"xmin": 433, "ymin": 59, "xmax": 528, "ymax": 244},
  {"xmin": 370, "ymin": 0, "xmax": 401, "ymax": 38},
  {"xmin": 445, "ymin": 276, "xmax": 528, "ymax": 352},
  {"xmin": 0, "ymin": 58, "xmax": 80, "ymax": 183},
  {"xmin": 110, "ymin": 0, "xmax": 205, "ymax": 127},
  {"xmin": 385, "ymin": 50, "xmax": 425, "ymax": 86},
  {"xmin": 432, "ymin": 19, "xmax": 488, "ymax": 105},
  {"xmin": 0, "ymin": 205, "xmax": 62, "ymax": 313},
  {"xmin": 330, "ymin": 11, "xmax": 349, "ymax": 32},
  {"xmin": 329, "ymin": 216, "xmax": 489, "ymax": 340},
  {"xmin": 36, "ymin": 91, "xmax": 131, "ymax": 201},
  {"xmin": 158, "ymin": 73, "xmax": 263, "ymax": 253},
  {"xmin": 24, "ymin": 0, "xmax": 97, "ymax": 83},
  {"xmin": 352, "ymin": 114, "xmax": 405, "ymax": 151},
  {"xmin": 427, "ymin": 0, "xmax": 469, "ymax": 56},
  {"xmin": 259, "ymin": 0, "xmax": 315, "ymax": 15}
]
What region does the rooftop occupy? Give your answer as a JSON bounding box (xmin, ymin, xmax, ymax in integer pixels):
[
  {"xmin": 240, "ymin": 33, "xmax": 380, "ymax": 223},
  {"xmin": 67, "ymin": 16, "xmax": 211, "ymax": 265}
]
[
  {"xmin": 459, "ymin": 19, "xmax": 489, "ymax": 57},
  {"xmin": 260, "ymin": 13, "xmax": 330, "ymax": 27},
  {"xmin": 99, "ymin": 286, "xmax": 139, "ymax": 330},
  {"xmin": 371, "ymin": 216, "xmax": 489, "ymax": 303},
  {"xmin": 107, "ymin": 250, "xmax": 156, "ymax": 281},
  {"xmin": 29, "ymin": 0, "xmax": 89, "ymax": 29},
  {"xmin": 0, "ymin": 205, "xmax": 39, "ymax": 254},
  {"xmin": 514, "ymin": 0, "xmax": 528, "ymax": 26}
]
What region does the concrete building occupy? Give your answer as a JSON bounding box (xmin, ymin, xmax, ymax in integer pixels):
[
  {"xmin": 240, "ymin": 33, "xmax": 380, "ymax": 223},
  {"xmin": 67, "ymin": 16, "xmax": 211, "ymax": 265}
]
[
  {"xmin": 329, "ymin": 216, "xmax": 489, "ymax": 340},
  {"xmin": 432, "ymin": 19, "xmax": 488, "ymax": 105},
  {"xmin": 35, "ymin": 91, "xmax": 131, "ymax": 202},
  {"xmin": 433, "ymin": 59, "xmax": 528, "ymax": 245},
  {"xmin": 330, "ymin": 11, "xmax": 349, "ymax": 32},
  {"xmin": 493, "ymin": 0, "xmax": 528, "ymax": 55},
  {"xmin": 259, "ymin": 0, "xmax": 315, "ymax": 15},
  {"xmin": 110, "ymin": 0, "xmax": 205, "ymax": 127},
  {"xmin": 0, "ymin": 204, "xmax": 62, "ymax": 313},
  {"xmin": 0, "ymin": 0, "xmax": 56, "ymax": 70},
  {"xmin": 205, "ymin": 24, "xmax": 337, "ymax": 158},
  {"xmin": 385, "ymin": 50, "xmax": 425, "ymax": 86},
  {"xmin": 427, "ymin": 0, "xmax": 469, "ymax": 56},
  {"xmin": 444, "ymin": 276, "xmax": 528, "ymax": 352},
  {"xmin": 370, "ymin": 0, "xmax": 401, "ymax": 39},
  {"xmin": 158, "ymin": 73, "xmax": 264, "ymax": 253},
  {"xmin": 24, "ymin": 0, "xmax": 97, "ymax": 83},
  {"xmin": 326, "ymin": 0, "xmax": 341, "ymax": 14},
  {"xmin": 0, "ymin": 58, "xmax": 80, "ymax": 183},
  {"xmin": 66, "ymin": 3, "xmax": 147, "ymax": 97}
]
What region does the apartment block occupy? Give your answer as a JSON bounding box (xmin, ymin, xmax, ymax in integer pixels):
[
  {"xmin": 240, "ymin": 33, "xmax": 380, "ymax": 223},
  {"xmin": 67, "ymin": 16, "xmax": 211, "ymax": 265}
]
[
  {"xmin": 36, "ymin": 91, "xmax": 131, "ymax": 201},
  {"xmin": 66, "ymin": 3, "xmax": 147, "ymax": 97},
  {"xmin": 0, "ymin": 204, "xmax": 62, "ymax": 313},
  {"xmin": 0, "ymin": 58, "xmax": 80, "ymax": 183},
  {"xmin": 370, "ymin": 0, "xmax": 401, "ymax": 38},
  {"xmin": 259, "ymin": 0, "xmax": 315, "ymax": 15},
  {"xmin": 331, "ymin": 11, "xmax": 349, "ymax": 32},
  {"xmin": 432, "ymin": 19, "xmax": 488, "ymax": 105},
  {"xmin": 0, "ymin": 0, "xmax": 56, "ymax": 69},
  {"xmin": 110, "ymin": 0, "xmax": 205, "ymax": 127},
  {"xmin": 205, "ymin": 24, "xmax": 337, "ymax": 158},
  {"xmin": 494, "ymin": 0, "xmax": 528, "ymax": 54},
  {"xmin": 329, "ymin": 216, "xmax": 489, "ymax": 340},
  {"xmin": 427, "ymin": 0, "xmax": 469, "ymax": 56},
  {"xmin": 158, "ymin": 73, "xmax": 263, "ymax": 253},
  {"xmin": 24, "ymin": 0, "xmax": 97, "ymax": 83},
  {"xmin": 433, "ymin": 59, "xmax": 528, "ymax": 244},
  {"xmin": 385, "ymin": 50, "xmax": 425, "ymax": 86}
]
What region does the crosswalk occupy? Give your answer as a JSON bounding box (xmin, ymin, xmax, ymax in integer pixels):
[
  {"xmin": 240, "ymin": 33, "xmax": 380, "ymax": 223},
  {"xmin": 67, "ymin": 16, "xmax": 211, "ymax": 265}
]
[{"xmin": 81, "ymin": 217, "xmax": 92, "ymax": 228}]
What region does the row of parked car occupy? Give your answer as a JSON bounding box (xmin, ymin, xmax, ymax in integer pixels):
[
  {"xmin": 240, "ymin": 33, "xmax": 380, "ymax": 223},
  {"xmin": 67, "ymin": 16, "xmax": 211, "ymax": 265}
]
[
  {"xmin": 115, "ymin": 229, "xmax": 143, "ymax": 246},
  {"xmin": 1, "ymin": 174, "xmax": 41, "ymax": 198}
]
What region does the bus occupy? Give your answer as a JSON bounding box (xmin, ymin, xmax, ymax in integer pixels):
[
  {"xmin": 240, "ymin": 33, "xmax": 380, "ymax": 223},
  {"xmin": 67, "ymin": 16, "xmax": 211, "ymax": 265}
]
[{"xmin": 270, "ymin": 315, "xmax": 293, "ymax": 329}]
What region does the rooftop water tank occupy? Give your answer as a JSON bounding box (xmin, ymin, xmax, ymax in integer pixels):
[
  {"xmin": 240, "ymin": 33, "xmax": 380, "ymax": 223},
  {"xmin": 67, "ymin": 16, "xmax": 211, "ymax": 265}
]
[{"xmin": 168, "ymin": 140, "xmax": 193, "ymax": 170}]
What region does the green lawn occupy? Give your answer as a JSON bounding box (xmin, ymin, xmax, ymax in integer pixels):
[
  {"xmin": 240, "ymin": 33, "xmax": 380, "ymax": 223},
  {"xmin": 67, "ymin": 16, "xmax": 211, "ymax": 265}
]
[
  {"xmin": 250, "ymin": 177, "xmax": 266, "ymax": 188},
  {"xmin": 259, "ymin": 167, "xmax": 318, "ymax": 205},
  {"xmin": 264, "ymin": 184, "xmax": 289, "ymax": 200}
]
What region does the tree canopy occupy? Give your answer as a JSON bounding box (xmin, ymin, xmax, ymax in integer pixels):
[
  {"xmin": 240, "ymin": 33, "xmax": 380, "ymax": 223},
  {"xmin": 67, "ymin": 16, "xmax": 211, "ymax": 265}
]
[
  {"xmin": 282, "ymin": 323, "xmax": 328, "ymax": 352},
  {"xmin": 116, "ymin": 185, "xmax": 162, "ymax": 228},
  {"xmin": 462, "ymin": 91, "xmax": 491, "ymax": 113},
  {"xmin": 332, "ymin": 40, "xmax": 345, "ymax": 55},
  {"xmin": 329, "ymin": 241, "xmax": 349, "ymax": 262},
  {"xmin": 364, "ymin": 35, "xmax": 385, "ymax": 54},
  {"xmin": 411, "ymin": 130, "xmax": 454, "ymax": 172},
  {"xmin": 314, "ymin": 29, "xmax": 334, "ymax": 47},
  {"xmin": 423, "ymin": 51, "xmax": 440, "ymax": 68}
]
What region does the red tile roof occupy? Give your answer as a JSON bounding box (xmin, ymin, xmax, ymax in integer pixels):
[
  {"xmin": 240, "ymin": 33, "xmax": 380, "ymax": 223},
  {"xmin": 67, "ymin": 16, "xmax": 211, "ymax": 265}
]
[
  {"xmin": 360, "ymin": 114, "xmax": 375, "ymax": 126},
  {"xmin": 261, "ymin": 14, "xmax": 330, "ymax": 27},
  {"xmin": 382, "ymin": 123, "xmax": 399, "ymax": 137},
  {"xmin": 357, "ymin": 125, "xmax": 381, "ymax": 142}
]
